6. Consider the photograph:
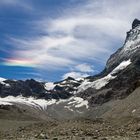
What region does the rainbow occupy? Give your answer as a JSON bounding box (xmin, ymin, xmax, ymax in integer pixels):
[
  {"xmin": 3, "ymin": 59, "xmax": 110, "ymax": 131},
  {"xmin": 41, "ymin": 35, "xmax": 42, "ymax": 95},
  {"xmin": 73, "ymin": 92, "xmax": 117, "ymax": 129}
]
[{"xmin": 3, "ymin": 58, "xmax": 37, "ymax": 67}]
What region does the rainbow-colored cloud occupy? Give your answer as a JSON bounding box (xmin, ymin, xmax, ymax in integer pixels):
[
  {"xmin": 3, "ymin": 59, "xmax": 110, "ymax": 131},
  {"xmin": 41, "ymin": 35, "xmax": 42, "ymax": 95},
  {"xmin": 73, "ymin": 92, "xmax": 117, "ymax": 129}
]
[{"xmin": 2, "ymin": 58, "xmax": 36, "ymax": 67}]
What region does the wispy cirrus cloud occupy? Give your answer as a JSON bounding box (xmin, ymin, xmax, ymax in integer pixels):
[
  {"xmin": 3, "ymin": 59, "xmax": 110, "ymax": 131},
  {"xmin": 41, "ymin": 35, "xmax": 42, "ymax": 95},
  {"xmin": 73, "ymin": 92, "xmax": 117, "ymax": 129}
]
[
  {"xmin": 74, "ymin": 63, "xmax": 94, "ymax": 73},
  {"xmin": 62, "ymin": 63, "xmax": 94, "ymax": 79},
  {"xmin": 4, "ymin": 0, "xmax": 140, "ymax": 80}
]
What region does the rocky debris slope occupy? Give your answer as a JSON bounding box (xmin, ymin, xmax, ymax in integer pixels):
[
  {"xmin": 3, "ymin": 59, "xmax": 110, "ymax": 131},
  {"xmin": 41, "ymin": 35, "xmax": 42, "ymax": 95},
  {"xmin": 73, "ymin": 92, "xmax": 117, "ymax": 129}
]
[{"xmin": 0, "ymin": 118, "xmax": 140, "ymax": 140}]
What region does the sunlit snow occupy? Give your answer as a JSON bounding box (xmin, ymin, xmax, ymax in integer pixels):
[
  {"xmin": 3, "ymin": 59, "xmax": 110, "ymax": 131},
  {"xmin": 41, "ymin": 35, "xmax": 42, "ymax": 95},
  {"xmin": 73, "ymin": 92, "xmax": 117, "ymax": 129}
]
[
  {"xmin": 0, "ymin": 96, "xmax": 56, "ymax": 110},
  {"xmin": 78, "ymin": 59, "xmax": 131, "ymax": 92},
  {"xmin": 44, "ymin": 82, "xmax": 55, "ymax": 90},
  {"xmin": 0, "ymin": 96, "xmax": 89, "ymax": 110},
  {"xmin": 0, "ymin": 77, "xmax": 7, "ymax": 85}
]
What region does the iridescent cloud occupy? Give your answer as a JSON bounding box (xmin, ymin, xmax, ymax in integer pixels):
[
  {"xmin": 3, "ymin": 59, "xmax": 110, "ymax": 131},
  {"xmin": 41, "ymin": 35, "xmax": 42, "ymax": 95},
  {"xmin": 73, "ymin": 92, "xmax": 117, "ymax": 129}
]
[{"xmin": 2, "ymin": 58, "xmax": 36, "ymax": 67}]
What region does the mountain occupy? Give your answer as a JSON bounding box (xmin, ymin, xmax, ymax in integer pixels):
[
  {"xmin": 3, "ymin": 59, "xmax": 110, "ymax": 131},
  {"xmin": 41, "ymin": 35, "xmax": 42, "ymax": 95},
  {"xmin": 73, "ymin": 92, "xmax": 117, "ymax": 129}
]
[
  {"xmin": 0, "ymin": 19, "xmax": 140, "ymax": 121},
  {"xmin": 78, "ymin": 18, "xmax": 140, "ymax": 106}
]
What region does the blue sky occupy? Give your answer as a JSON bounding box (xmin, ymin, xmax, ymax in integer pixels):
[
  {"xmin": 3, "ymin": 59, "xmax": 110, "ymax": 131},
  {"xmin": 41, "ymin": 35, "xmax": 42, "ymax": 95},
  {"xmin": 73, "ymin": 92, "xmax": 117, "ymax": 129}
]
[{"xmin": 0, "ymin": 0, "xmax": 140, "ymax": 82}]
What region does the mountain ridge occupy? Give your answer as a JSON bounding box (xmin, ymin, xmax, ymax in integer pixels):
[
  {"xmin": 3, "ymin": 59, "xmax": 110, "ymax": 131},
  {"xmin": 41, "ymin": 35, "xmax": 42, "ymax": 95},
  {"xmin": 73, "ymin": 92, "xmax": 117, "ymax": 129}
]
[{"xmin": 0, "ymin": 19, "xmax": 140, "ymax": 121}]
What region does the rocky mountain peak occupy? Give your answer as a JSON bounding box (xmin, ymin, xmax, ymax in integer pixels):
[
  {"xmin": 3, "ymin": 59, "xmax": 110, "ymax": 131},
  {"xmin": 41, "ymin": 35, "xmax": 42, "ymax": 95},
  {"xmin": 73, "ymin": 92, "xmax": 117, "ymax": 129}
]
[
  {"xmin": 106, "ymin": 19, "xmax": 140, "ymax": 72},
  {"xmin": 132, "ymin": 18, "xmax": 140, "ymax": 29}
]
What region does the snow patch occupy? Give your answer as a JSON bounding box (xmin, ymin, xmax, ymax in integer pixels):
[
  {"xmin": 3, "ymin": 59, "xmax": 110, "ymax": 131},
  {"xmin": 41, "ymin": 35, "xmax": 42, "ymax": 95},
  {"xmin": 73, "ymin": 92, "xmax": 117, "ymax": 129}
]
[
  {"xmin": 0, "ymin": 77, "xmax": 7, "ymax": 85},
  {"xmin": 0, "ymin": 101, "xmax": 12, "ymax": 105},
  {"xmin": 68, "ymin": 97, "xmax": 89, "ymax": 109},
  {"xmin": 122, "ymin": 26, "xmax": 140, "ymax": 54},
  {"xmin": 78, "ymin": 60, "xmax": 131, "ymax": 92},
  {"xmin": 0, "ymin": 96, "xmax": 56, "ymax": 110},
  {"xmin": 76, "ymin": 77, "xmax": 85, "ymax": 81},
  {"xmin": 78, "ymin": 74, "xmax": 116, "ymax": 92},
  {"xmin": 53, "ymin": 96, "xmax": 89, "ymax": 109},
  {"xmin": 45, "ymin": 82, "xmax": 55, "ymax": 90},
  {"xmin": 0, "ymin": 95, "xmax": 89, "ymax": 111},
  {"xmin": 0, "ymin": 77, "xmax": 10, "ymax": 87},
  {"xmin": 0, "ymin": 77, "xmax": 6, "ymax": 82},
  {"xmin": 111, "ymin": 59, "xmax": 131, "ymax": 74},
  {"xmin": 64, "ymin": 106, "xmax": 74, "ymax": 112}
]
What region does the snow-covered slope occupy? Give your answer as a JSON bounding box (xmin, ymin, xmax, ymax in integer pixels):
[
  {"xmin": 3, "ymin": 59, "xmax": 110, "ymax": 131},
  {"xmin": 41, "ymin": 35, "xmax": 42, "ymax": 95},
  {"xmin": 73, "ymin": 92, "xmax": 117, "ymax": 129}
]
[
  {"xmin": 0, "ymin": 77, "xmax": 6, "ymax": 84},
  {"xmin": 0, "ymin": 96, "xmax": 56, "ymax": 109},
  {"xmin": 78, "ymin": 60, "xmax": 131, "ymax": 92},
  {"xmin": 0, "ymin": 77, "xmax": 10, "ymax": 87},
  {"xmin": 0, "ymin": 95, "xmax": 88, "ymax": 111},
  {"xmin": 44, "ymin": 77, "xmax": 82, "ymax": 94},
  {"xmin": 45, "ymin": 82, "xmax": 55, "ymax": 90},
  {"xmin": 0, "ymin": 77, "xmax": 6, "ymax": 82}
]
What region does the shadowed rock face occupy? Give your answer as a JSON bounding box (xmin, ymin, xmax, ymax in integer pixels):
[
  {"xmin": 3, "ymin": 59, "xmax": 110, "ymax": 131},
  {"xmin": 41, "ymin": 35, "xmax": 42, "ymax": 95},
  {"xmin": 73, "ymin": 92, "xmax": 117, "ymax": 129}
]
[
  {"xmin": 132, "ymin": 18, "xmax": 140, "ymax": 29},
  {"xmin": 0, "ymin": 81, "xmax": 71, "ymax": 100}
]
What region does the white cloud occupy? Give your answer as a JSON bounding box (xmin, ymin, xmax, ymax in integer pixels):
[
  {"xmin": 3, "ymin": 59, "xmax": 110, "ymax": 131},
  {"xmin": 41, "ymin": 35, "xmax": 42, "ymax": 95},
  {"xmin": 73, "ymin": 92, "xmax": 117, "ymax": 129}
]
[
  {"xmin": 74, "ymin": 63, "xmax": 94, "ymax": 73},
  {"xmin": 6, "ymin": 0, "xmax": 140, "ymax": 72},
  {"xmin": 62, "ymin": 72, "xmax": 89, "ymax": 80}
]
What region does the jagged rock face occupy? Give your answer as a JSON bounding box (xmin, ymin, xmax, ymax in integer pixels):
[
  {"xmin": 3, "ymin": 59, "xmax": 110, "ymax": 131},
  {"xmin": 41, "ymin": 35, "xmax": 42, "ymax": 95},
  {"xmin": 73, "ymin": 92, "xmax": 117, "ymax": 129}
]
[
  {"xmin": 44, "ymin": 77, "xmax": 83, "ymax": 99},
  {"xmin": 132, "ymin": 19, "xmax": 140, "ymax": 29},
  {"xmin": 0, "ymin": 77, "xmax": 82, "ymax": 100},
  {"xmin": 106, "ymin": 19, "xmax": 140, "ymax": 73},
  {"xmin": 0, "ymin": 79, "xmax": 46, "ymax": 98}
]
